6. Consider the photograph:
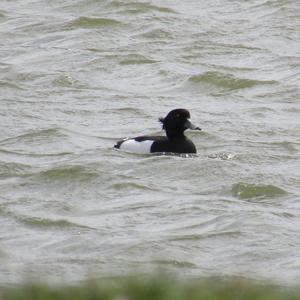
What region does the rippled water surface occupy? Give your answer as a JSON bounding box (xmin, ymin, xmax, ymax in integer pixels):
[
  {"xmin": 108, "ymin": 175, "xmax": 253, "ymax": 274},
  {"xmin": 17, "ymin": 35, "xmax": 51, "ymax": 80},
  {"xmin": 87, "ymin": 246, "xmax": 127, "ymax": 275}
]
[{"xmin": 0, "ymin": 0, "xmax": 300, "ymax": 285}]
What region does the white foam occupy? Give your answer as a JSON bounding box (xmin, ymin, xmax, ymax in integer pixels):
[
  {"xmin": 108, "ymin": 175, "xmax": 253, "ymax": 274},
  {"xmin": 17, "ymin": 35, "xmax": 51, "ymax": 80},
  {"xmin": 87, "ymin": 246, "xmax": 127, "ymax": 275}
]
[{"xmin": 119, "ymin": 139, "xmax": 154, "ymax": 154}]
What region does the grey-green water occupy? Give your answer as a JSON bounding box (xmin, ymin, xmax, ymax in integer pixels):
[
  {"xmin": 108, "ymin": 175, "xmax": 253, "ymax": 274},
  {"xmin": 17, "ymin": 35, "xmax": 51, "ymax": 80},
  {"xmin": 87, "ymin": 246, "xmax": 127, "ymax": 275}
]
[{"xmin": 0, "ymin": 0, "xmax": 299, "ymax": 285}]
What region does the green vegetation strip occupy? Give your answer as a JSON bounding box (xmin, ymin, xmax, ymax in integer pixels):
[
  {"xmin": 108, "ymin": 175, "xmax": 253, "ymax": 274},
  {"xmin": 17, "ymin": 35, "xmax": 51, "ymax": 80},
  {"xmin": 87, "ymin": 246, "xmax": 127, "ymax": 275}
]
[{"xmin": 1, "ymin": 277, "xmax": 299, "ymax": 300}]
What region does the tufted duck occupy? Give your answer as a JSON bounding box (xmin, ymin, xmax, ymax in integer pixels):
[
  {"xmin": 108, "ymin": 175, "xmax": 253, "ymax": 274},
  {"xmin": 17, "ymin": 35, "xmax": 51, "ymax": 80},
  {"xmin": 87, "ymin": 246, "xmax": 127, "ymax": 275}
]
[{"xmin": 114, "ymin": 108, "xmax": 201, "ymax": 154}]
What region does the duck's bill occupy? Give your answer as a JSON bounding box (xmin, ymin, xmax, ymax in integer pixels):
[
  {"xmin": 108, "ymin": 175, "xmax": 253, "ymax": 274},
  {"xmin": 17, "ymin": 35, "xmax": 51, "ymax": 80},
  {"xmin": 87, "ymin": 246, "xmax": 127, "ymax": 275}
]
[{"xmin": 184, "ymin": 119, "xmax": 201, "ymax": 131}]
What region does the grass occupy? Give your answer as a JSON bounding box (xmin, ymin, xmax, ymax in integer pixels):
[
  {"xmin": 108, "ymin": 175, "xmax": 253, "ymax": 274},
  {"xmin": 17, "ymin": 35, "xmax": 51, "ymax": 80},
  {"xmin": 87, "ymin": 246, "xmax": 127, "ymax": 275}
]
[{"xmin": 1, "ymin": 276, "xmax": 299, "ymax": 300}]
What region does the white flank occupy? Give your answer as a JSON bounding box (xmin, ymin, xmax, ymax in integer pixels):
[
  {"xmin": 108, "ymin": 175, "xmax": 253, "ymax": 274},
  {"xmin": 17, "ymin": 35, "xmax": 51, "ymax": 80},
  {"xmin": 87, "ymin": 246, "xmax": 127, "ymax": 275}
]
[{"xmin": 120, "ymin": 139, "xmax": 153, "ymax": 154}]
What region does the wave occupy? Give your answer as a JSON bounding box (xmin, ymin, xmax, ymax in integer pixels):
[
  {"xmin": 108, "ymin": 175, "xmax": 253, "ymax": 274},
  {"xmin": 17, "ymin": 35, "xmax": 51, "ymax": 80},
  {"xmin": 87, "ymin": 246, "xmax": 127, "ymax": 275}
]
[
  {"xmin": 110, "ymin": 1, "xmax": 176, "ymax": 14},
  {"xmin": 0, "ymin": 80, "xmax": 25, "ymax": 90},
  {"xmin": 169, "ymin": 230, "xmax": 241, "ymax": 241},
  {"xmin": 150, "ymin": 259, "xmax": 197, "ymax": 269},
  {"xmin": 231, "ymin": 182, "xmax": 287, "ymax": 200},
  {"xmin": 0, "ymin": 205, "xmax": 91, "ymax": 230},
  {"xmin": 38, "ymin": 165, "xmax": 98, "ymax": 181},
  {"xmin": 141, "ymin": 29, "xmax": 173, "ymax": 39},
  {"xmin": 0, "ymin": 161, "xmax": 31, "ymax": 178},
  {"xmin": 0, "ymin": 10, "xmax": 7, "ymax": 19},
  {"xmin": 0, "ymin": 148, "xmax": 72, "ymax": 158},
  {"xmin": 109, "ymin": 181, "xmax": 157, "ymax": 192},
  {"xmin": 188, "ymin": 71, "xmax": 277, "ymax": 90},
  {"xmin": 119, "ymin": 54, "xmax": 157, "ymax": 65},
  {"xmin": 105, "ymin": 107, "xmax": 145, "ymax": 115},
  {"xmin": 0, "ymin": 128, "xmax": 74, "ymax": 158},
  {"xmin": 66, "ymin": 16, "xmax": 122, "ymax": 29},
  {"xmin": 0, "ymin": 128, "xmax": 66, "ymax": 146},
  {"xmin": 20, "ymin": 216, "xmax": 85, "ymax": 229},
  {"xmin": 208, "ymin": 152, "xmax": 235, "ymax": 160}
]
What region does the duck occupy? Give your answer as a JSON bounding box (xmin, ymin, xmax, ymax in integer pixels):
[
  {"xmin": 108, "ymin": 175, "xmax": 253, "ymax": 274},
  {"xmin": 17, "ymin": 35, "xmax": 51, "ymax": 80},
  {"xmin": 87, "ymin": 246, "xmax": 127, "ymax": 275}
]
[{"xmin": 114, "ymin": 108, "xmax": 201, "ymax": 154}]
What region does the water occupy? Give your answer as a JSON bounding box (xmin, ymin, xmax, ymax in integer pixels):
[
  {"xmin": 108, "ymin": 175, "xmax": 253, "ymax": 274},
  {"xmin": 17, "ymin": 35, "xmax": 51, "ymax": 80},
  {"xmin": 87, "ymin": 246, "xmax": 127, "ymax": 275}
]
[{"xmin": 0, "ymin": 0, "xmax": 299, "ymax": 285}]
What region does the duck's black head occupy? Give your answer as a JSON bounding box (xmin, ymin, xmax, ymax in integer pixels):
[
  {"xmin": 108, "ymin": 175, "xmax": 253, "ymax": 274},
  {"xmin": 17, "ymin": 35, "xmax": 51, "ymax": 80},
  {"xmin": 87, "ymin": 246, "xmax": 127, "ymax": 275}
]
[{"xmin": 159, "ymin": 108, "xmax": 201, "ymax": 139}]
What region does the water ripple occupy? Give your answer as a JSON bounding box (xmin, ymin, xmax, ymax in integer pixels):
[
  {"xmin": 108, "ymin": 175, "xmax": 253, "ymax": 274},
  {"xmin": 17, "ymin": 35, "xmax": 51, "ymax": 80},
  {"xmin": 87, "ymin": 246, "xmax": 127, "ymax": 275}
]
[
  {"xmin": 1, "ymin": 0, "xmax": 299, "ymax": 285},
  {"xmin": 110, "ymin": 1, "xmax": 177, "ymax": 14},
  {"xmin": 231, "ymin": 182, "xmax": 287, "ymax": 200},
  {"xmin": 0, "ymin": 161, "xmax": 31, "ymax": 178},
  {"xmin": 119, "ymin": 54, "xmax": 157, "ymax": 65},
  {"xmin": 38, "ymin": 165, "xmax": 98, "ymax": 181},
  {"xmin": 66, "ymin": 16, "xmax": 122, "ymax": 29},
  {"xmin": 20, "ymin": 216, "xmax": 90, "ymax": 230},
  {"xmin": 188, "ymin": 71, "xmax": 277, "ymax": 90}
]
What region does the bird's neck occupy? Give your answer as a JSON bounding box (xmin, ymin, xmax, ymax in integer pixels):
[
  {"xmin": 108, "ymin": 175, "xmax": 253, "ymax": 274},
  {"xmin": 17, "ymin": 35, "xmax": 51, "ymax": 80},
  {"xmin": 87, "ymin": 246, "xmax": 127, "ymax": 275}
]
[{"xmin": 165, "ymin": 129, "xmax": 185, "ymax": 139}]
